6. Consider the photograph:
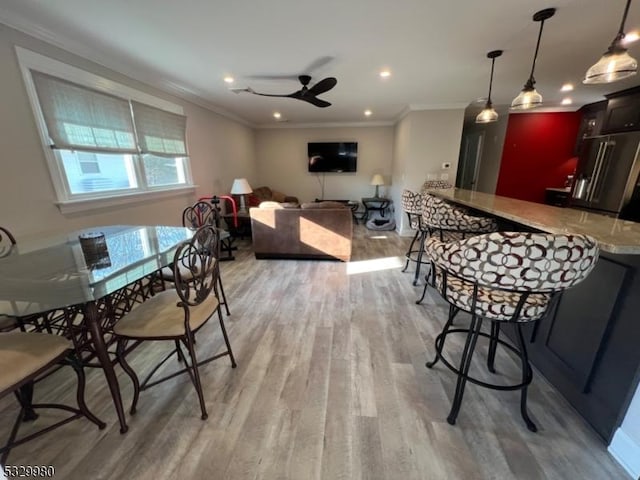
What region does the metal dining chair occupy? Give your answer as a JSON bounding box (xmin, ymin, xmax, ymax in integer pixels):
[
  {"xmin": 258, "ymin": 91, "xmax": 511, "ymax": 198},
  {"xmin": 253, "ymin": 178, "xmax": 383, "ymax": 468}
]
[
  {"xmin": 0, "ymin": 332, "xmax": 105, "ymax": 462},
  {"xmin": 114, "ymin": 225, "xmax": 236, "ymax": 420}
]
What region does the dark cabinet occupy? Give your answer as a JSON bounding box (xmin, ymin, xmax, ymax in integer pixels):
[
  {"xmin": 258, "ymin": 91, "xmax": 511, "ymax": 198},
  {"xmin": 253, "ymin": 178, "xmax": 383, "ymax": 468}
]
[
  {"xmin": 574, "ymin": 101, "xmax": 606, "ymax": 155},
  {"xmin": 602, "ymin": 87, "xmax": 640, "ymax": 134},
  {"xmin": 521, "ymin": 253, "xmax": 640, "ymax": 442}
]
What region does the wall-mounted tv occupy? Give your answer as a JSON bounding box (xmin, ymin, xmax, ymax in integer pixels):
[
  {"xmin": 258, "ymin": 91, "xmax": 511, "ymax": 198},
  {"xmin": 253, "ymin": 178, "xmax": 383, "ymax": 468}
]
[{"xmin": 308, "ymin": 142, "xmax": 357, "ymax": 173}]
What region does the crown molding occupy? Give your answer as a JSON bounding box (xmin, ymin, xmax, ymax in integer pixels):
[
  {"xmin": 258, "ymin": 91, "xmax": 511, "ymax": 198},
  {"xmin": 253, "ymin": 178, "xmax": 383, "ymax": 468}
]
[
  {"xmin": 0, "ymin": 12, "xmax": 254, "ymax": 127},
  {"xmin": 255, "ymin": 120, "xmax": 395, "ymax": 129}
]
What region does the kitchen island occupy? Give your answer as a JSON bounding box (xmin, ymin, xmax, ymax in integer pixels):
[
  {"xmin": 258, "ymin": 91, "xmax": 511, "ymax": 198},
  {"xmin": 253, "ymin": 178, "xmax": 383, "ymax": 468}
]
[{"xmin": 427, "ymin": 188, "xmax": 640, "ymax": 443}]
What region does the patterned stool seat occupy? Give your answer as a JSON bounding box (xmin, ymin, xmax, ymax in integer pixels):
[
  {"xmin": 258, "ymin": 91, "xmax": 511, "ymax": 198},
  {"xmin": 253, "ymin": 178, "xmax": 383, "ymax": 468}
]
[
  {"xmin": 416, "ymin": 194, "xmax": 498, "ymax": 302},
  {"xmin": 424, "ymin": 231, "xmax": 599, "ymax": 432}
]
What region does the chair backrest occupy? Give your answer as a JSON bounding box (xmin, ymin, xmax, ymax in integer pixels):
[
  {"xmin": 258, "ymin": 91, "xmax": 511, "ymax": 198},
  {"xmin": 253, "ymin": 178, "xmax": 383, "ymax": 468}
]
[
  {"xmin": 420, "ymin": 179, "xmax": 452, "ymax": 193},
  {"xmin": 182, "ymin": 201, "xmax": 219, "ymax": 229},
  {"xmin": 172, "ymin": 225, "xmax": 221, "ymax": 307},
  {"xmin": 401, "ymin": 190, "xmax": 422, "ymax": 214},
  {"xmin": 422, "ymin": 194, "xmax": 496, "ymax": 234},
  {"xmin": 426, "ymin": 231, "xmax": 599, "ymax": 293},
  {"xmin": 0, "ymin": 226, "xmax": 16, "ymax": 258}
]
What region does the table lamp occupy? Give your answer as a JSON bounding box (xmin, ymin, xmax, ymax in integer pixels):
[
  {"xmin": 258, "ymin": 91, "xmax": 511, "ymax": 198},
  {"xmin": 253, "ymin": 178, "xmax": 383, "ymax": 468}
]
[
  {"xmin": 370, "ymin": 174, "xmax": 385, "ymax": 198},
  {"xmin": 230, "ymin": 178, "xmax": 253, "ymax": 213}
]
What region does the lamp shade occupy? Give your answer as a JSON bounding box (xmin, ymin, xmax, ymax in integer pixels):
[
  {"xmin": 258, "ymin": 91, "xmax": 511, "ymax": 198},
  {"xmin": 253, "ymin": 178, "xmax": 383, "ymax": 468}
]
[
  {"xmin": 370, "ymin": 174, "xmax": 385, "ymax": 186},
  {"xmin": 511, "ymin": 87, "xmax": 543, "ymax": 110},
  {"xmin": 583, "ymin": 49, "xmax": 638, "ymax": 84},
  {"xmin": 476, "ymin": 106, "xmax": 499, "ymax": 123},
  {"xmin": 230, "ymin": 178, "xmax": 252, "ymax": 195},
  {"xmin": 584, "ymin": 0, "xmax": 638, "ymax": 84}
]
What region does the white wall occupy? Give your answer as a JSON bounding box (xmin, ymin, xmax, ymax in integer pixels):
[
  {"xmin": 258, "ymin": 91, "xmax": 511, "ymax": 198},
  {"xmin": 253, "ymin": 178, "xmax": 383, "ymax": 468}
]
[
  {"xmin": 609, "ymin": 384, "xmax": 640, "ymax": 478},
  {"xmin": 254, "ymin": 126, "xmax": 395, "ymax": 203},
  {"xmin": 0, "ymin": 23, "xmax": 256, "ymax": 238},
  {"xmin": 391, "ymin": 109, "xmax": 466, "ymax": 234}
]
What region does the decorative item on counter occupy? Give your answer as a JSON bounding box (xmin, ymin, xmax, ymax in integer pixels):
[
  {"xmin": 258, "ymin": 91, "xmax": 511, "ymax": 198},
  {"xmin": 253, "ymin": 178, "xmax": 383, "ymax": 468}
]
[{"xmin": 79, "ymin": 232, "xmax": 111, "ymax": 269}]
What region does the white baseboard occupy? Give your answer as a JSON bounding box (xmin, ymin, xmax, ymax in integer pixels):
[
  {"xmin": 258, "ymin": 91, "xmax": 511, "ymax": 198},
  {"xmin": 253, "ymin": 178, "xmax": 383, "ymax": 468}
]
[{"xmin": 609, "ymin": 428, "xmax": 640, "ymax": 479}]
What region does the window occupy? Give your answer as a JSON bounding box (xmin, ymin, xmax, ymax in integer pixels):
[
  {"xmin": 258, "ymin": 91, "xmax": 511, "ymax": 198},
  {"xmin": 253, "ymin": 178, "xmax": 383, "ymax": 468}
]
[{"xmin": 16, "ymin": 47, "xmax": 194, "ymax": 212}]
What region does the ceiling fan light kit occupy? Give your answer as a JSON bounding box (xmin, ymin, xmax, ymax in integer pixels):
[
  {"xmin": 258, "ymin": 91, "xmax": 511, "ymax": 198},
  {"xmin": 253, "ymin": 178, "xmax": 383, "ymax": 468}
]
[
  {"xmin": 584, "ymin": 0, "xmax": 638, "ymax": 84},
  {"xmin": 511, "ymin": 8, "xmax": 555, "ymax": 110},
  {"xmin": 476, "ymin": 49, "xmax": 503, "ymax": 124}
]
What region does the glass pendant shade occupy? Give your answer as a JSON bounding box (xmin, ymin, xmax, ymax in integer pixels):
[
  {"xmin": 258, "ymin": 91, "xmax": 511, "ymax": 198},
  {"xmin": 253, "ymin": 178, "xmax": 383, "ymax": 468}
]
[
  {"xmin": 476, "ymin": 104, "xmax": 499, "ymax": 123},
  {"xmin": 511, "ymin": 87, "xmax": 543, "ymax": 110},
  {"xmin": 510, "ymin": 8, "xmax": 555, "ymax": 111},
  {"xmin": 476, "ymin": 50, "xmax": 503, "ymax": 124},
  {"xmin": 584, "ymin": 0, "xmax": 637, "ymax": 84},
  {"xmin": 583, "ymin": 48, "xmax": 638, "ymax": 84}
]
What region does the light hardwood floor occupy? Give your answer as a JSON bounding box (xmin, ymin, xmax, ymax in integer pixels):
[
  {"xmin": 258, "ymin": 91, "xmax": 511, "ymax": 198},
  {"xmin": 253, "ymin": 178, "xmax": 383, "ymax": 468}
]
[{"xmin": 0, "ymin": 225, "xmax": 629, "ymax": 479}]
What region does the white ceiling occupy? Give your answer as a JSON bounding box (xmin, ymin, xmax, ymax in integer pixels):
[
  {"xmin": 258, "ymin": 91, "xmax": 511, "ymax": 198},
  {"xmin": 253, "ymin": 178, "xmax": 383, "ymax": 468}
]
[{"xmin": 2, "ymin": 0, "xmax": 640, "ymax": 127}]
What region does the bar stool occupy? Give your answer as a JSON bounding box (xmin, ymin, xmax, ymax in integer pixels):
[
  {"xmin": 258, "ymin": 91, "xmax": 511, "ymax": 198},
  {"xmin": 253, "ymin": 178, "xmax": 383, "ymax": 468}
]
[
  {"xmin": 400, "ymin": 190, "xmax": 429, "ymax": 285},
  {"xmin": 424, "ymin": 232, "xmax": 599, "ymax": 431},
  {"xmin": 416, "ymin": 194, "xmax": 498, "ymax": 303}
]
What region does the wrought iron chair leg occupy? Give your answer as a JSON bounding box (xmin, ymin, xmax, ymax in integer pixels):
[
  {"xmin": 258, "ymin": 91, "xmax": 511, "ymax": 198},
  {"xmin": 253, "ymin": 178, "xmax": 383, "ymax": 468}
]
[
  {"xmin": 487, "ymin": 321, "xmax": 501, "ymax": 373},
  {"xmin": 447, "ymin": 316, "xmax": 483, "ymax": 425},
  {"xmin": 18, "ymin": 383, "xmax": 38, "ymax": 422},
  {"xmin": 0, "ymin": 405, "xmax": 24, "ymax": 464},
  {"xmin": 183, "ymin": 332, "xmax": 208, "ymax": 420},
  {"xmin": 402, "ymin": 230, "xmax": 420, "ymax": 272},
  {"xmin": 415, "ymin": 264, "xmax": 432, "ymax": 304},
  {"xmin": 412, "ymin": 231, "xmax": 427, "ymax": 286},
  {"xmin": 426, "ymin": 304, "xmax": 456, "ymax": 369},
  {"xmin": 68, "ymin": 353, "xmax": 106, "ymax": 429},
  {"xmin": 217, "ymin": 275, "xmax": 231, "ymax": 316},
  {"xmin": 117, "ymin": 339, "xmax": 140, "ymax": 415},
  {"xmin": 217, "ymin": 307, "xmax": 236, "ymax": 368},
  {"xmin": 515, "ymin": 323, "xmax": 537, "ymax": 432}
]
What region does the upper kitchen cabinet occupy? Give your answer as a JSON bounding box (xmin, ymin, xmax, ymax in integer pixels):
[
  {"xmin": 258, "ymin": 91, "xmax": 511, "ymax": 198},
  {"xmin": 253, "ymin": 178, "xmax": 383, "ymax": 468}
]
[
  {"xmin": 574, "ymin": 101, "xmax": 606, "ymax": 155},
  {"xmin": 602, "ymin": 87, "xmax": 640, "ymax": 134}
]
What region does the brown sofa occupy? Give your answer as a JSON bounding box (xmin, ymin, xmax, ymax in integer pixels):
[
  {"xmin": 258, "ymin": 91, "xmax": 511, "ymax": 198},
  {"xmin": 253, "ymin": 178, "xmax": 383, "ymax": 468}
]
[{"xmin": 249, "ymin": 202, "xmax": 352, "ymax": 261}]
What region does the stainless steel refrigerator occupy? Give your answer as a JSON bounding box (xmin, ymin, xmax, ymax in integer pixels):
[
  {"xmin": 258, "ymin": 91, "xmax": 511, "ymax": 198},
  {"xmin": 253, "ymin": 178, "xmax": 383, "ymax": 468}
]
[{"xmin": 571, "ymin": 131, "xmax": 640, "ymax": 218}]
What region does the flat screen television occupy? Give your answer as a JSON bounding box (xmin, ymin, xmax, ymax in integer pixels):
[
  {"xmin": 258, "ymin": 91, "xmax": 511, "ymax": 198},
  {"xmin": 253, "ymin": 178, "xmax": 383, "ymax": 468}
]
[{"xmin": 308, "ymin": 142, "xmax": 357, "ymax": 173}]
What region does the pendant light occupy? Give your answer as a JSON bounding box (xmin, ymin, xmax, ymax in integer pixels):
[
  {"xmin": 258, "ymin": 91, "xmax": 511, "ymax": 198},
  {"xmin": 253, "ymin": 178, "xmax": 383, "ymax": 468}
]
[
  {"xmin": 584, "ymin": 0, "xmax": 637, "ymax": 84},
  {"xmin": 511, "ymin": 8, "xmax": 556, "ymax": 110},
  {"xmin": 476, "ymin": 50, "xmax": 503, "ymax": 123}
]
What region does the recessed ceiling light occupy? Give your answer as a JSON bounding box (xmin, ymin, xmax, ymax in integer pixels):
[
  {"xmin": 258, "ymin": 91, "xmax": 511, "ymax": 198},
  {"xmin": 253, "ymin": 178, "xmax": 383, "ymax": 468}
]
[
  {"xmin": 561, "ymin": 98, "xmax": 573, "ymax": 105},
  {"xmin": 273, "ymin": 112, "xmax": 281, "ymax": 119},
  {"xmin": 561, "ymin": 83, "xmax": 574, "ymax": 92},
  {"xmin": 623, "ymin": 31, "xmax": 640, "ymax": 44},
  {"xmin": 364, "ymin": 109, "xmax": 372, "ymax": 116},
  {"xmin": 224, "ymin": 76, "xmax": 234, "ymax": 84},
  {"xmin": 379, "ymin": 69, "xmax": 391, "ymax": 78}
]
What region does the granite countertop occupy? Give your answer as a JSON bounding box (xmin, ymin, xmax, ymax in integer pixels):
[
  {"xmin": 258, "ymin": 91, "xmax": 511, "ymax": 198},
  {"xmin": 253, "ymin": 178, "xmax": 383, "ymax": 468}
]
[{"xmin": 427, "ymin": 188, "xmax": 640, "ymax": 255}]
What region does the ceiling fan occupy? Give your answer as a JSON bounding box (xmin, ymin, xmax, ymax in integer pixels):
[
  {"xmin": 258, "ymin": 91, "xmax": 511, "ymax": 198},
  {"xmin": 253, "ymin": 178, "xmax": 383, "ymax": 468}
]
[{"xmin": 231, "ymin": 74, "xmax": 337, "ymax": 108}]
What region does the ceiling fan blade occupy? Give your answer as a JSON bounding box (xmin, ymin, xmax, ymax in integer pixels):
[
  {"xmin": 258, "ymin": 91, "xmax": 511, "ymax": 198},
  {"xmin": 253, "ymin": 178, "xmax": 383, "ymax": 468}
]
[
  {"xmin": 302, "ymin": 56, "xmax": 335, "ymax": 74},
  {"xmin": 301, "ymin": 96, "xmax": 332, "ymax": 108},
  {"xmin": 245, "ymin": 74, "xmax": 299, "ymax": 81},
  {"xmin": 306, "ymin": 77, "xmax": 337, "ymax": 96}
]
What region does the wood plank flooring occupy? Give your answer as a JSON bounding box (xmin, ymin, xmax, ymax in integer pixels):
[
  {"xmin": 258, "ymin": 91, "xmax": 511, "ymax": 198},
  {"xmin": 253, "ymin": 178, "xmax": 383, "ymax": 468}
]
[{"xmin": 0, "ymin": 225, "xmax": 629, "ymax": 479}]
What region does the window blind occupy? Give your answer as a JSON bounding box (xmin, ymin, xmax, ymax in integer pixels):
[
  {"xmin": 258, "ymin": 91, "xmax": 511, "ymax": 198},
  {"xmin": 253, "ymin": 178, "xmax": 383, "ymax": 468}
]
[
  {"xmin": 31, "ymin": 71, "xmax": 138, "ymax": 153},
  {"xmin": 131, "ymin": 101, "xmax": 188, "ymax": 157}
]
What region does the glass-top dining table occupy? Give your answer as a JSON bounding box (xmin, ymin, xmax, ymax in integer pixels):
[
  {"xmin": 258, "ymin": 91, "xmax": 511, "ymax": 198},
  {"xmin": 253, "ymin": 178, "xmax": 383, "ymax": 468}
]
[{"xmin": 0, "ymin": 225, "xmax": 195, "ymax": 433}]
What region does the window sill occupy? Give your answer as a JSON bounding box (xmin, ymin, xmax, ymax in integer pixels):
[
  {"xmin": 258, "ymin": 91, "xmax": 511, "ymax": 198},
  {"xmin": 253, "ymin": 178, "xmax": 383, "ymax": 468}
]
[{"xmin": 56, "ymin": 186, "xmax": 196, "ymax": 214}]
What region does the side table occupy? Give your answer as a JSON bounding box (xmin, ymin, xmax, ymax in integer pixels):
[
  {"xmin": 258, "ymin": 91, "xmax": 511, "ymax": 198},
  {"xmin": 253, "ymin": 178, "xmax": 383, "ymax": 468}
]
[
  {"xmin": 361, "ymin": 197, "xmax": 392, "ymax": 222},
  {"xmin": 314, "ymin": 199, "xmax": 361, "ymax": 224},
  {"xmin": 223, "ymin": 212, "xmax": 252, "ymax": 240}
]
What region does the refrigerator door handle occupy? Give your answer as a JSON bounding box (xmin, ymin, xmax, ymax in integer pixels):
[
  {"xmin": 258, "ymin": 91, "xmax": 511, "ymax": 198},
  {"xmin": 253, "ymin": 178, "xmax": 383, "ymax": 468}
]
[
  {"xmin": 588, "ymin": 141, "xmax": 609, "ymax": 202},
  {"xmin": 581, "ymin": 141, "xmax": 605, "ymax": 201}
]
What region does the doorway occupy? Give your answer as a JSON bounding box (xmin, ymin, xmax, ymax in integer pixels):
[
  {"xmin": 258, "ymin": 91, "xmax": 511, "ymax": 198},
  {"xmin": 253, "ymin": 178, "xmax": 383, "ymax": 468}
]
[{"xmin": 456, "ymin": 131, "xmax": 484, "ymax": 191}]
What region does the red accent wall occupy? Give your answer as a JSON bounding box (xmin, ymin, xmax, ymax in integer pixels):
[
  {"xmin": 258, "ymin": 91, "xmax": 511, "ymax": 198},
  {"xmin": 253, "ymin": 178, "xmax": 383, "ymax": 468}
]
[{"xmin": 495, "ymin": 112, "xmax": 581, "ymax": 204}]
